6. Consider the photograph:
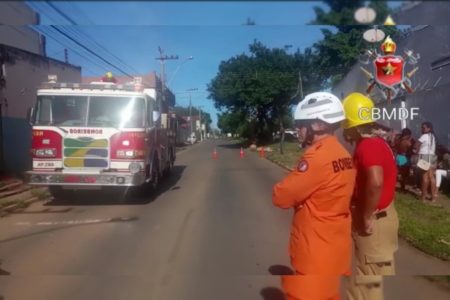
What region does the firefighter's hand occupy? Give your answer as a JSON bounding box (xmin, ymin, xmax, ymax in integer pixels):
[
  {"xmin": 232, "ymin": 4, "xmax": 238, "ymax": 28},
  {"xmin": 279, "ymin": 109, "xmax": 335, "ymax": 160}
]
[{"xmin": 361, "ymin": 217, "xmax": 374, "ymax": 236}]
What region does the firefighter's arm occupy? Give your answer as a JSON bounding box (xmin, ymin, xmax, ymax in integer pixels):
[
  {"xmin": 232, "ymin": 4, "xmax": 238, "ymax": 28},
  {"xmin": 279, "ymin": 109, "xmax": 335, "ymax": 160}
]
[
  {"xmin": 362, "ymin": 166, "xmax": 384, "ymax": 234},
  {"xmin": 272, "ymin": 154, "xmax": 320, "ymax": 209}
]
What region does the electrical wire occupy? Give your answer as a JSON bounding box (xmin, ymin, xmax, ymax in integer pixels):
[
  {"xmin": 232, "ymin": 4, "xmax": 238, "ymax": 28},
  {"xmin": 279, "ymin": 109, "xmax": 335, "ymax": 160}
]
[
  {"xmin": 33, "ymin": 26, "xmax": 109, "ymax": 74},
  {"xmin": 28, "ymin": 2, "xmax": 135, "ymax": 77},
  {"xmin": 50, "ymin": 25, "xmax": 133, "ymax": 78},
  {"xmin": 44, "ymin": 1, "xmax": 140, "ymax": 74}
]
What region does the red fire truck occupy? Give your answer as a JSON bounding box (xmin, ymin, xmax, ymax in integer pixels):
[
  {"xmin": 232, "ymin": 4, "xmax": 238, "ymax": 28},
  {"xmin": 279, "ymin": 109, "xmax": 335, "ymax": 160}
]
[{"xmin": 26, "ymin": 74, "xmax": 177, "ymax": 198}]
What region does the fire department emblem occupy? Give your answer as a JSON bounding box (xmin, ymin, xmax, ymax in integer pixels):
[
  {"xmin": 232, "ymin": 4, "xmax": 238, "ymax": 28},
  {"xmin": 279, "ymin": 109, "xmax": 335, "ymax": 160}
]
[
  {"xmin": 375, "ymin": 55, "xmax": 404, "ymax": 87},
  {"xmin": 360, "ymin": 36, "xmax": 420, "ymax": 104}
]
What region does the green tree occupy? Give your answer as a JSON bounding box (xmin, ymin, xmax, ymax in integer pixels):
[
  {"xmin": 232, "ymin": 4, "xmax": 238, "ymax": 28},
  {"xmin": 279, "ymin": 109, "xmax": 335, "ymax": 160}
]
[
  {"xmin": 311, "ymin": 0, "xmax": 396, "ymax": 86},
  {"xmin": 217, "ymin": 111, "xmax": 246, "ymax": 136},
  {"xmin": 209, "ymin": 41, "xmax": 305, "ymax": 149}
]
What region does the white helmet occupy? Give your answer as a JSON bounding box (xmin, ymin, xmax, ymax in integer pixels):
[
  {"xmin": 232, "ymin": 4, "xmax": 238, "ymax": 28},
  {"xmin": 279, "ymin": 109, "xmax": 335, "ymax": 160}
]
[{"xmin": 294, "ymin": 92, "xmax": 345, "ymax": 124}]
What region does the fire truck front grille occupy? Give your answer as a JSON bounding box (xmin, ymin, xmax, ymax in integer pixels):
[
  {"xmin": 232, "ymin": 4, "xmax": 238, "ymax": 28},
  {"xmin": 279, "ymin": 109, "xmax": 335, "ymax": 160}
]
[{"xmin": 63, "ymin": 137, "xmax": 109, "ymax": 168}]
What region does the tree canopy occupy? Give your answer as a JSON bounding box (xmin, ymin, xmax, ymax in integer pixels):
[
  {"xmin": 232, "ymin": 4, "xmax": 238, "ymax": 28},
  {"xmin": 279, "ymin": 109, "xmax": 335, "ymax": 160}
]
[
  {"xmin": 209, "ymin": 41, "xmax": 325, "ymax": 142},
  {"xmin": 208, "ymin": 0, "xmax": 397, "ymax": 143},
  {"xmin": 311, "ymin": 0, "xmax": 396, "ymax": 85}
]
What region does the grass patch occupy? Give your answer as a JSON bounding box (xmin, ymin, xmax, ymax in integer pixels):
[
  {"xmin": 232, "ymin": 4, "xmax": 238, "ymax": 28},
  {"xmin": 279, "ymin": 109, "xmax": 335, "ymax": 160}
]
[
  {"xmin": 230, "ymin": 138, "xmax": 247, "ymax": 145},
  {"xmin": 0, "ymin": 197, "xmax": 26, "ymax": 210},
  {"xmin": 266, "ymin": 141, "xmax": 304, "ymax": 170},
  {"xmin": 30, "ymin": 187, "xmax": 50, "ymax": 200},
  {"xmin": 395, "ymin": 193, "xmax": 450, "ymax": 260}
]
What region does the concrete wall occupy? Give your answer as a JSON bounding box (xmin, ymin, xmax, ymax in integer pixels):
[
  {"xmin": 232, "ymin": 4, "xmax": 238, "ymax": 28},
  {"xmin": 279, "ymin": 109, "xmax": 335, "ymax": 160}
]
[
  {"xmin": 0, "ymin": 44, "xmax": 81, "ymax": 174},
  {"xmin": 393, "ymin": 1, "xmax": 450, "ymax": 25},
  {"xmin": 0, "ymin": 2, "xmax": 44, "ymax": 55}
]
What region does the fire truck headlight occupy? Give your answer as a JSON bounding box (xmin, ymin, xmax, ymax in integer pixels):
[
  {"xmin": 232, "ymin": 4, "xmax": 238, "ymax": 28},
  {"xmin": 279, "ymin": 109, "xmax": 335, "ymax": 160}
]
[
  {"xmin": 129, "ymin": 162, "xmax": 142, "ymax": 174},
  {"xmin": 44, "ymin": 149, "xmax": 56, "ymax": 157},
  {"xmin": 35, "ymin": 148, "xmax": 56, "ymax": 158}
]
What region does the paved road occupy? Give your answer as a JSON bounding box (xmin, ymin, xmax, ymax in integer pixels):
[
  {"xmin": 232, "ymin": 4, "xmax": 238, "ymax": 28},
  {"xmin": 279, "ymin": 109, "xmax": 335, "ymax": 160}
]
[{"xmin": 0, "ymin": 139, "xmax": 449, "ymax": 300}]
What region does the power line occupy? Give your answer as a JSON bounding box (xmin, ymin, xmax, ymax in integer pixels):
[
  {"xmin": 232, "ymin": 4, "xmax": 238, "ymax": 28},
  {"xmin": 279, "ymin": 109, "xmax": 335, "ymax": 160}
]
[
  {"xmin": 45, "ymin": 1, "xmax": 77, "ymax": 25},
  {"xmin": 45, "ymin": 1, "xmax": 139, "ymax": 73},
  {"xmin": 42, "ymin": 1, "xmax": 140, "ymax": 75},
  {"xmin": 50, "ymin": 25, "xmax": 134, "ymax": 78},
  {"xmin": 28, "ymin": 3, "xmax": 98, "ymax": 66},
  {"xmin": 43, "ymin": 26, "xmax": 108, "ymax": 71},
  {"xmin": 33, "ymin": 26, "xmax": 109, "ymax": 74},
  {"xmin": 66, "ymin": 2, "xmax": 94, "ymax": 25},
  {"xmin": 29, "ymin": 2, "xmax": 136, "ymax": 77},
  {"xmin": 56, "ymin": 24, "xmax": 138, "ymax": 74}
]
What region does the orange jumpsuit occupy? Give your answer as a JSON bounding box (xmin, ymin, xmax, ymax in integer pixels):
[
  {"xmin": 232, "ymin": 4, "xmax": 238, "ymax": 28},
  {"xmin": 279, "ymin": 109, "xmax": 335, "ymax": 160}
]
[{"xmin": 273, "ymin": 135, "xmax": 356, "ymax": 300}]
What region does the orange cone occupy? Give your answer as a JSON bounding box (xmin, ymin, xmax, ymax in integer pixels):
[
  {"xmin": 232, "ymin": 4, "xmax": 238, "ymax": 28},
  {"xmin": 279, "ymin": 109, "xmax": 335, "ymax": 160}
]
[
  {"xmin": 259, "ymin": 147, "xmax": 265, "ymax": 158},
  {"xmin": 240, "ymin": 147, "xmax": 245, "ymax": 158},
  {"xmin": 212, "ymin": 148, "xmax": 218, "ymax": 159}
]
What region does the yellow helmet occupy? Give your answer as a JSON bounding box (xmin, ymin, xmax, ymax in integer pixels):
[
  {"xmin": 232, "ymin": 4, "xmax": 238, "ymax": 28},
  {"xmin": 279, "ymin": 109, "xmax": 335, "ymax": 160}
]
[{"xmin": 342, "ymin": 93, "xmax": 375, "ymax": 129}]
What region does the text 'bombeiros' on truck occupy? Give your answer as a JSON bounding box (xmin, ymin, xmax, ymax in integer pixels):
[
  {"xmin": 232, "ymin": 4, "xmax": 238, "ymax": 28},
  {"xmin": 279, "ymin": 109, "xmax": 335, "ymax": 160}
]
[{"xmin": 25, "ymin": 73, "xmax": 177, "ymax": 199}]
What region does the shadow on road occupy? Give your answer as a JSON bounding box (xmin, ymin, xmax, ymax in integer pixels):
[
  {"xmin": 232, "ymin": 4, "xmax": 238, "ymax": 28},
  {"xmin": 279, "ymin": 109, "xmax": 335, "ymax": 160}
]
[
  {"xmin": 0, "ymin": 260, "xmax": 10, "ymax": 275},
  {"xmin": 260, "ymin": 287, "xmax": 285, "ymax": 300},
  {"xmin": 268, "ymin": 265, "xmax": 294, "ymax": 275},
  {"xmin": 216, "ymin": 143, "xmax": 244, "ymax": 149},
  {"xmin": 259, "ymin": 266, "xmax": 291, "ymax": 300},
  {"xmin": 44, "ymin": 165, "xmax": 186, "ymax": 206}
]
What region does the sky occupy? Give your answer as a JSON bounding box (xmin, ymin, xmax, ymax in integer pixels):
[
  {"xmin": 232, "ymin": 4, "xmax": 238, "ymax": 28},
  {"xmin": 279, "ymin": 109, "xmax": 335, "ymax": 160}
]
[{"xmin": 26, "ymin": 1, "xmax": 402, "ymax": 128}]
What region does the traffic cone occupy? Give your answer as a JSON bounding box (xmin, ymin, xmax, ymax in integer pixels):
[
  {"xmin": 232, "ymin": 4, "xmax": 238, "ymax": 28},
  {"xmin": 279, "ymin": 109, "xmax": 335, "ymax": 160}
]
[
  {"xmin": 259, "ymin": 147, "xmax": 265, "ymax": 158},
  {"xmin": 239, "ymin": 147, "xmax": 245, "ymax": 158},
  {"xmin": 212, "ymin": 148, "xmax": 218, "ymax": 159}
]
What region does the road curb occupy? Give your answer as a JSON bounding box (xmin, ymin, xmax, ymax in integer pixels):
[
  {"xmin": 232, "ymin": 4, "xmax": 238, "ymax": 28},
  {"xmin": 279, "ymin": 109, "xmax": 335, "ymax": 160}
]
[
  {"xmin": 267, "ymin": 157, "xmax": 294, "ymax": 172},
  {"xmin": 255, "ymin": 152, "xmax": 293, "ymax": 172}
]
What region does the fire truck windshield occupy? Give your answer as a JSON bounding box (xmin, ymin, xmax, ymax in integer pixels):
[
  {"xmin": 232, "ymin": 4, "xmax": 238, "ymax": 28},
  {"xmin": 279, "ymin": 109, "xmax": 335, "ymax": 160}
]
[{"xmin": 35, "ymin": 95, "xmax": 146, "ymax": 128}]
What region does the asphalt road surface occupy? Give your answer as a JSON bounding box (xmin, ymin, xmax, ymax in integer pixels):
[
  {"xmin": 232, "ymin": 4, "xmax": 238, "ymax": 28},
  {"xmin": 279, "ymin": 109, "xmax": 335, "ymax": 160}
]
[{"xmin": 0, "ymin": 139, "xmax": 449, "ymax": 300}]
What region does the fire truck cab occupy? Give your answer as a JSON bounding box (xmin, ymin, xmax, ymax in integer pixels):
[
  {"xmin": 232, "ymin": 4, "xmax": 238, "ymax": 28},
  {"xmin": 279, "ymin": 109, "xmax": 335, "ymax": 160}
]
[{"xmin": 26, "ymin": 75, "xmax": 176, "ymax": 198}]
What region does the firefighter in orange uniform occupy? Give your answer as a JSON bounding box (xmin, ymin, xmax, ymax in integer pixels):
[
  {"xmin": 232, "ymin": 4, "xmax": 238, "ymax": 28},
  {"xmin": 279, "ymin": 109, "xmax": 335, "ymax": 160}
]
[
  {"xmin": 273, "ymin": 92, "xmax": 356, "ymax": 300},
  {"xmin": 342, "ymin": 93, "xmax": 399, "ymax": 300}
]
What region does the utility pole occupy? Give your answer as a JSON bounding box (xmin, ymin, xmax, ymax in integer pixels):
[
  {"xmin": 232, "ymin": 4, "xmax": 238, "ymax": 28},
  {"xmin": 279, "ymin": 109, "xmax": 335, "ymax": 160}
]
[
  {"xmin": 185, "ymin": 88, "xmax": 198, "ymax": 142},
  {"xmin": 155, "ymin": 47, "xmax": 178, "ymax": 105},
  {"xmin": 198, "ymin": 105, "xmax": 203, "ymax": 141},
  {"xmin": 64, "ymin": 48, "xmax": 68, "ymax": 63},
  {"xmin": 189, "ymin": 93, "xmax": 192, "ymax": 139},
  {"xmin": 299, "ymin": 70, "xmax": 304, "ymax": 99}
]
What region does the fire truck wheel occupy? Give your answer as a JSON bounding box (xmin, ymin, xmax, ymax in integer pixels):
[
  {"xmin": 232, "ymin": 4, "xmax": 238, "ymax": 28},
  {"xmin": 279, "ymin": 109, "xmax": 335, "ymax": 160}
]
[
  {"xmin": 164, "ymin": 150, "xmax": 175, "ymax": 176},
  {"xmin": 150, "ymin": 160, "xmax": 160, "ymax": 191}
]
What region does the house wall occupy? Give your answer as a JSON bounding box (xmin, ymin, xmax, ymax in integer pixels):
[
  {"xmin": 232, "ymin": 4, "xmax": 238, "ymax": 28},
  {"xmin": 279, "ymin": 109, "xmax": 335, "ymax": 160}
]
[
  {"xmin": 0, "ymin": 44, "xmax": 81, "ymax": 174},
  {"xmin": 0, "ymin": 2, "xmax": 44, "ymax": 55}
]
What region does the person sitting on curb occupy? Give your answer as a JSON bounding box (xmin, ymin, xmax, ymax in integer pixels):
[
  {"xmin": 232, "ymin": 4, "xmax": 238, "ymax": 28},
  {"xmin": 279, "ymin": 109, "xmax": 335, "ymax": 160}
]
[
  {"xmin": 436, "ymin": 153, "xmax": 450, "ymax": 195},
  {"xmin": 395, "ymin": 128, "xmax": 414, "ymax": 193}
]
